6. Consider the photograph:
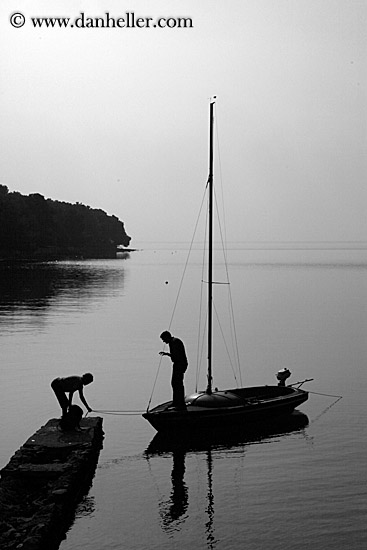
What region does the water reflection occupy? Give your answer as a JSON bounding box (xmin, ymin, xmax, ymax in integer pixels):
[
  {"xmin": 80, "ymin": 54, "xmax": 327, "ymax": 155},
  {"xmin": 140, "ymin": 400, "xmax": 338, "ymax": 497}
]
[
  {"xmin": 0, "ymin": 261, "xmax": 127, "ymax": 329},
  {"xmin": 158, "ymin": 449, "xmax": 189, "ymax": 531},
  {"xmin": 60, "ymin": 459, "xmax": 100, "ymax": 546},
  {"xmin": 75, "ymin": 495, "xmax": 96, "ymax": 519},
  {"xmin": 146, "ymin": 412, "xmax": 309, "ymax": 548},
  {"xmin": 146, "ymin": 411, "xmax": 309, "ymax": 454},
  {"xmin": 205, "ymin": 450, "xmax": 216, "ymax": 550}
]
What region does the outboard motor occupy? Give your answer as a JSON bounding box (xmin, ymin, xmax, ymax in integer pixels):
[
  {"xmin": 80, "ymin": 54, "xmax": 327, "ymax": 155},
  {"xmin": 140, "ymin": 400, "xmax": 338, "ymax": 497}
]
[{"xmin": 276, "ymin": 368, "xmax": 291, "ymax": 387}]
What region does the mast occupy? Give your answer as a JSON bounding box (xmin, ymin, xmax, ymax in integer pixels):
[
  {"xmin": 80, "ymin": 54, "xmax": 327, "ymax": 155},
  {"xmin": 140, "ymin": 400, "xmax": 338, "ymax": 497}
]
[{"xmin": 206, "ymin": 98, "xmax": 215, "ymax": 394}]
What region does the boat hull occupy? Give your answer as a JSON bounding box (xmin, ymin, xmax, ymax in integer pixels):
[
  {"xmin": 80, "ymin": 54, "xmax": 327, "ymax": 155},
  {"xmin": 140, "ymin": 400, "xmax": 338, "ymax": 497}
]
[{"xmin": 143, "ymin": 385, "xmax": 308, "ymax": 433}]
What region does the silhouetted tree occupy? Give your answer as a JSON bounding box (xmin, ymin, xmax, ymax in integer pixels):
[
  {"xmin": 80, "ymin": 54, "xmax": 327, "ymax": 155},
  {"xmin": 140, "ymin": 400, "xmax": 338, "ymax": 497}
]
[{"xmin": 0, "ymin": 186, "xmax": 131, "ymax": 259}]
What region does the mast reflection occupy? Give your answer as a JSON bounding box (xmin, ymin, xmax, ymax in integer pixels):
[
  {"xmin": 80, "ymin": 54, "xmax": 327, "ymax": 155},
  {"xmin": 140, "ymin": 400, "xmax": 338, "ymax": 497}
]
[{"xmin": 205, "ymin": 449, "xmax": 216, "ymax": 549}]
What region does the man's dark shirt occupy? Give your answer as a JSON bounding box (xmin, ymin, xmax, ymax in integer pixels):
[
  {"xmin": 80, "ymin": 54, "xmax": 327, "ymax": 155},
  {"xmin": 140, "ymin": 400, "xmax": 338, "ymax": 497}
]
[{"xmin": 169, "ymin": 337, "xmax": 188, "ymax": 369}]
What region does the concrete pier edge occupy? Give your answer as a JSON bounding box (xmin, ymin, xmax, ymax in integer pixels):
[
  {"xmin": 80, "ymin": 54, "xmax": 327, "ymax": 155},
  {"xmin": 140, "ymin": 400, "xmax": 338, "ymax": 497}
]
[{"xmin": 0, "ymin": 416, "xmax": 104, "ymax": 550}]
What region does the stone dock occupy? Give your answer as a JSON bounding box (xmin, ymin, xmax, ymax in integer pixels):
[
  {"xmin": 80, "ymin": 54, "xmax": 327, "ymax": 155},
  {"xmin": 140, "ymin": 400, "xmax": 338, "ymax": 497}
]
[{"xmin": 0, "ymin": 417, "xmax": 104, "ymax": 550}]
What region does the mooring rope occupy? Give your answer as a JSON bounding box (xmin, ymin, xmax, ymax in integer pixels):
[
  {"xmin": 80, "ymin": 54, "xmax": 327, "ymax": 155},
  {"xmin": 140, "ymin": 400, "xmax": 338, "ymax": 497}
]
[
  {"xmin": 89, "ymin": 391, "xmax": 343, "ymax": 421},
  {"xmin": 307, "ymin": 390, "xmax": 343, "ymax": 424},
  {"xmin": 92, "ymin": 409, "xmax": 145, "ymax": 416},
  {"xmin": 308, "ymin": 390, "xmax": 343, "ymax": 399}
]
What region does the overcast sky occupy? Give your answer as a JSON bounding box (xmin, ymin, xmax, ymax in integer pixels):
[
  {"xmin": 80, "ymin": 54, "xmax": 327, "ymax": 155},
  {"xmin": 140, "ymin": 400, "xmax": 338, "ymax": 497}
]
[{"xmin": 1, "ymin": 0, "xmax": 366, "ymax": 245}]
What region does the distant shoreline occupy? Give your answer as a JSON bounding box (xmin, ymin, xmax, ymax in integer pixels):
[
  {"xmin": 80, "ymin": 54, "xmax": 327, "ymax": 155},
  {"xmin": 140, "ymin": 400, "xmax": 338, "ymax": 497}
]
[{"xmin": 125, "ymin": 241, "xmax": 367, "ymax": 251}]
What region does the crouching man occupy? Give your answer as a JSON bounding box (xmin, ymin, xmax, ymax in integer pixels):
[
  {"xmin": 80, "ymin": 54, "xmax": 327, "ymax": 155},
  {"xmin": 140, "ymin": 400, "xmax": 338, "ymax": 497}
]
[{"xmin": 51, "ymin": 373, "xmax": 93, "ymax": 419}]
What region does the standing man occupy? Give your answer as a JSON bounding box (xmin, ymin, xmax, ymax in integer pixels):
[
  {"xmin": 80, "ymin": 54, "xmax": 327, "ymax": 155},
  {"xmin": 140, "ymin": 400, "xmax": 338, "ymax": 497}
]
[
  {"xmin": 51, "ymin": 373, "xmax": 93, "ymax": 418},
  {"xmin": 159, "ymin": 331, "xmax": 188, "ymax": 411}
]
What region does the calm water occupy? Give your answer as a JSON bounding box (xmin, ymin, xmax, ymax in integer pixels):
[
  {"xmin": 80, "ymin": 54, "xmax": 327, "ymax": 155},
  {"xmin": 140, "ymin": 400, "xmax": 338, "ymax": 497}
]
[{"xmin": 1, "ymin": 245, "xmax": 367, "ymax": 549}]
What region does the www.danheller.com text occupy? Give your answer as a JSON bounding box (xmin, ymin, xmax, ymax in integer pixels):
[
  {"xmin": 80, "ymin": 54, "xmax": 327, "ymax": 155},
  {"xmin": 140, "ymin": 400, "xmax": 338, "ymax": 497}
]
[{"xmin": 10, "ymin": 11, "xmax": 194, "ymax": 29}]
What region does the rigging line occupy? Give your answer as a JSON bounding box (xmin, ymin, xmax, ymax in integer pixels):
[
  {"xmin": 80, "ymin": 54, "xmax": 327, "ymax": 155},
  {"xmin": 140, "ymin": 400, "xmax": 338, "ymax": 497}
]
[
  {"xmin": 147, "ymin": 184, "xmax": 208, "ymax": 411},
  {"xmin": 196, "ymin": 204, "xmax": 208, "ymax": 392},
  {"xmin": 167, "ymin": 185, "xmax": 208, "ymax": 331},
  {"xmin": 196, "ymin": 308, "xmax": 208, "ymax": 391},
  {"xmin": 226, "ymin": 283, "xmax": 242, "ymax": 386},
  {"xmin": 213, "ymin": 131, "xmax": 242, "ymax": 386},
  {"xmin": 146, "ymin": 355, "xmax": 164, "ymax": 412},
  {"xmin": 214, "ymin": 102, "xmax": 242, "ymax": 385},
  {"xmin": 213, "ymin": 301, "xmax": 239, "ymax": 384},
  {"xmin": 214, "ymin": 104, "xmax": 227, "ymax": 247},
  {"xmin": 213, "ymin": 189, "xmax": 243, "ymax": 385}
]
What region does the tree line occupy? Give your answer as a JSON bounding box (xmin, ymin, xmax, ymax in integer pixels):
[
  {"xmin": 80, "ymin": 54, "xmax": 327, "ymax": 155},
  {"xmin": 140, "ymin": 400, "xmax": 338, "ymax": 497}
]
[{"xmin": 0, "ymin": 185, "xmax": 131, "ymax": 259}]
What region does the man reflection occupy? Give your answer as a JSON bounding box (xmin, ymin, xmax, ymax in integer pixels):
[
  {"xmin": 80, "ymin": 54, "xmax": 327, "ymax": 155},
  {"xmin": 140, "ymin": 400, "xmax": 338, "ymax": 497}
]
[{"xmin": 159, "ymin": 450, "xmax": 188, "ymax": 529}]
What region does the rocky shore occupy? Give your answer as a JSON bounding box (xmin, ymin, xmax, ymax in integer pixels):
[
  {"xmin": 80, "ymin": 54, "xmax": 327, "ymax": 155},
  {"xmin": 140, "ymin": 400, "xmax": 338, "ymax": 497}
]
[{"xmin": 0, "ymin": 417, "xmax": 104, "ymax": 550}]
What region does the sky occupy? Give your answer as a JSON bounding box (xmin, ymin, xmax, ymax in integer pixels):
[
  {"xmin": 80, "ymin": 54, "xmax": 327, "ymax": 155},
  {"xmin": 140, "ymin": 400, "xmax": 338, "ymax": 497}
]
[{"xmin": 1, "ymin": 0, "xmax": 366, "ymax": 246}]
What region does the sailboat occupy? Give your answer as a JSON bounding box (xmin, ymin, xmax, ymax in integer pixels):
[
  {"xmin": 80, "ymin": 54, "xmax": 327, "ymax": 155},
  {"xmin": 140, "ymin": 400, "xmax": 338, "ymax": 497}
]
[{"xmin": 143, "ymin": 99, "xmax": 309, "ymax": 433}]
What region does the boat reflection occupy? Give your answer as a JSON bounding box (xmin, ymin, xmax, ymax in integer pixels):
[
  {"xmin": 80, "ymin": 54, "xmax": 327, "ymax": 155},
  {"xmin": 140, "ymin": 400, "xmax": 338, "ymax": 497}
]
[
  {"xmin": 146, "ymin": 411, "xmax": 309, "ymax": 454},
  {"xmin": 145, "ymin": 412, "xmax": 308, "ymax": 547}
]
